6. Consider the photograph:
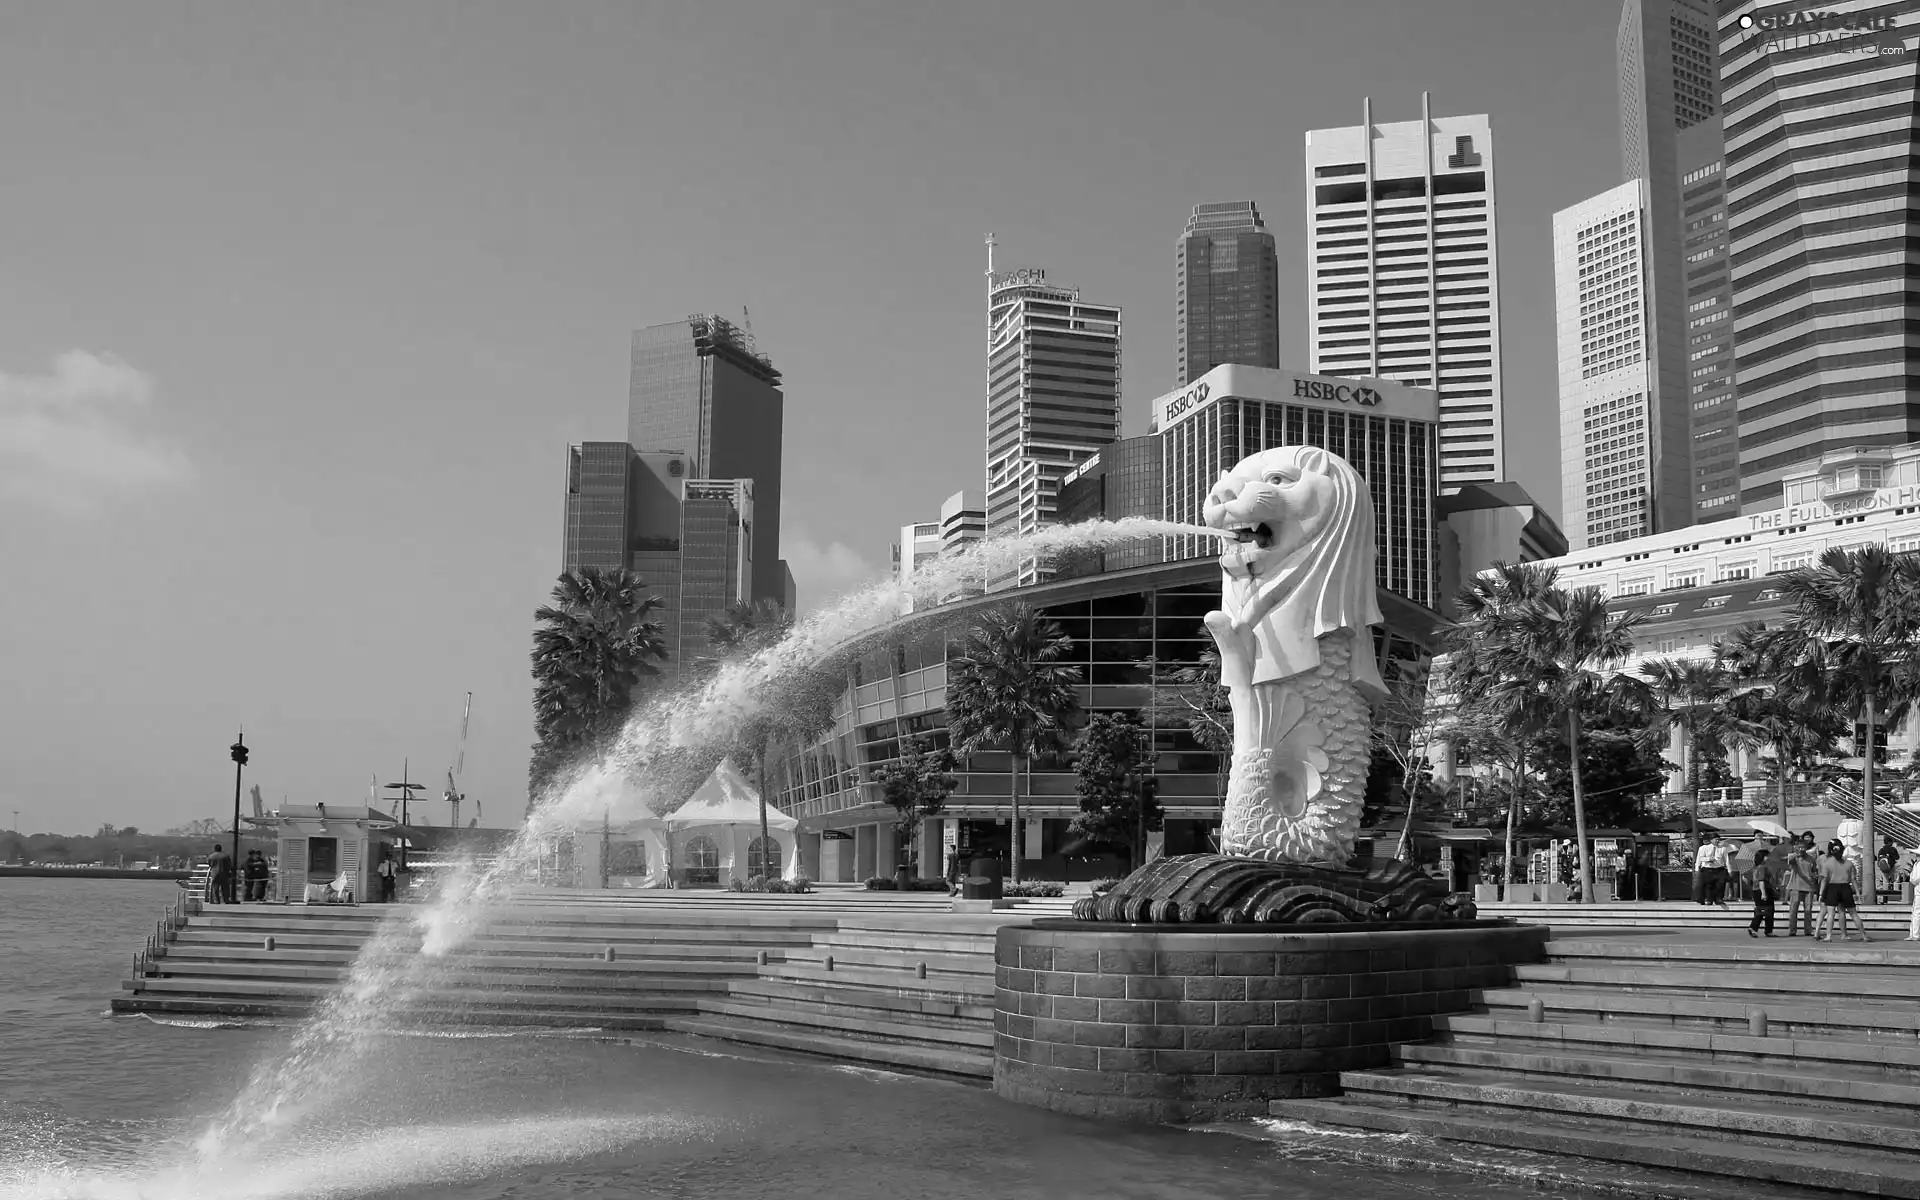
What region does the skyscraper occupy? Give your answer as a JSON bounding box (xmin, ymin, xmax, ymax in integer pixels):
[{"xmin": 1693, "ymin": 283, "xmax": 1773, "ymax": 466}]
[
  {"xmin": 1554, "ymin": 181, "xmax": 1681, "ymax": 549},
  {"xmin": 1305, "ymin": 96, "xmax": 1504, "ymax": 489},
  {"xmin": 561, "ymin": 442, "xmax": 639, "ymax": 572},
  {"xmin": 983, "ymin": 238, "xmax": 1122, "ymax": 588},
  {"xmin": 1720, "ymin": 3, "xmax": 1920, "ymax": 507},
  {"xmin": 1617, "ymin": 0, "xmax": 1719, "ymax": 531},
  {"xmin": 676, "ymin": 479, "xmax": 754, "ymax": 671},
  {"xmin": 1176, "ymin": 202, "xmax": 1280, "ymax": 384},
  {"xmin": 1677, "ymin": 122, "xmax": 1738, "ymax": 519},
  {"xmin": 629, "ymin": 315, "xmax": 788, "ymax": 607}
]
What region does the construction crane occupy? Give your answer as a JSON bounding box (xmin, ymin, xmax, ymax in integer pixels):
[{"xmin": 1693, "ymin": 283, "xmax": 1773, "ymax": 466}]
[
  {"xmin": 443, "ymin": 692, "xmax": 473, "ymax": 829},
  {"xmin": 740, "ymin": 305, "xmax": 757, "ymax": 355}
]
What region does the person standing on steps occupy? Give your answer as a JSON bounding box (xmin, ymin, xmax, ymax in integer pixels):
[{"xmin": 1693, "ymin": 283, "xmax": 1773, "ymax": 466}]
[
  {"xmin": 206, "ymin": 844, "xmax": 234, "ymax": 904},
  {"xmin": 1783, "ymin": 833, "xmax": 1819, "ymax": 937},
  {"xmin": 1907, "ymin": 849, "xmax": 1920, "ymax": 942},
  {"xmin": 376, "ymin": 848, "xmax": 398, "ymax": 903},
  {"xmin": 1747, "ymin": 849, "xmax": 1777, "ymax": 938},
  {"xmin": 1696, "ymin": 832, "xmax": 1731, "ymax": 908},
  {"xmin": 1817, "ymin": 839, "xmax": 1870, "ymax": 942}
]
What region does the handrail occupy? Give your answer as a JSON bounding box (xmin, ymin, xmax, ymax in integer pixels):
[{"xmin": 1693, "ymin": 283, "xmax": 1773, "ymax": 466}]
[{"xmin": 1825, "ymin": 783, "xmax": 1920, "ymax": 850}]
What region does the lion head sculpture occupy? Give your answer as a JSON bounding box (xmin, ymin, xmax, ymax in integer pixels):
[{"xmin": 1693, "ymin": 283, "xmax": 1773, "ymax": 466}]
[{"xmin": 1202, "ymin": 445, "xmax": 1384, "ymax": 694}]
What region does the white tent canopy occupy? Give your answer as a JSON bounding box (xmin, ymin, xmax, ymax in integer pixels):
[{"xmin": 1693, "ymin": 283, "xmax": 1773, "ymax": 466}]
[
  {"xmin": 577, "ymin": 757, "xmax": 801, "ymax": 886},
  {"xmin": 668, "ymin": 757, "xmax": 799, "ymax": 832}
]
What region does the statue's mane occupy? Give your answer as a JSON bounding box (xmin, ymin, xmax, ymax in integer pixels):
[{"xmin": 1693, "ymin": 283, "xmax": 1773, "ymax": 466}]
[{"xmin": 1222, "ymin": 445, "xmax": 1385, "ymax": 694}]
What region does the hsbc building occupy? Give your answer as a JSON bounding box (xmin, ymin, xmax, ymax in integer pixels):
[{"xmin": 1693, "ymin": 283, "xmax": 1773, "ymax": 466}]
[{"xmin": 1153, "ymin": 364, "xmax": 1442, "ymax": 609}]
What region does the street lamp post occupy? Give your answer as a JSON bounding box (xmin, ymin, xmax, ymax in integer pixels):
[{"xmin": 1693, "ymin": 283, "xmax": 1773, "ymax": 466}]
[{"xmin": 229, "ymin": 730, "xmax": 250, "ymax": 865}]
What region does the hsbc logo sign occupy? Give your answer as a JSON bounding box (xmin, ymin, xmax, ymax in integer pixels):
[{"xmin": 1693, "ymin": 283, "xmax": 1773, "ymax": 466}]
[
  {"xmin": 1160, "ymin": 381, "xmax": 1210, "ymax": 424},
  {"xmin": 1293, "ymin": 378, "xmax": 1382, "ymax": 407}
]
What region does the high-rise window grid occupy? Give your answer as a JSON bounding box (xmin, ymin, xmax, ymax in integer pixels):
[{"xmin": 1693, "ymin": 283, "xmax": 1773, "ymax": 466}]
[{"xmin": 1305, "ymin": 102, "xmax": 1505, "ymax": 489}]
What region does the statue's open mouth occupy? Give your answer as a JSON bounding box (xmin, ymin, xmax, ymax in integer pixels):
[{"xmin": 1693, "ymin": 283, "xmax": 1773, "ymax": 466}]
[{"xmin": 1228, "ymin": 523, "xmax": 1274, "ymax": 549}]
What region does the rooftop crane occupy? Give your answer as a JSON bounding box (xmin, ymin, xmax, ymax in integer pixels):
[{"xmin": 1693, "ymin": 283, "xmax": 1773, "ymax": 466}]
[{"xmin": 444, "ymin": 692, "xmax": 474, "ymax": 829}]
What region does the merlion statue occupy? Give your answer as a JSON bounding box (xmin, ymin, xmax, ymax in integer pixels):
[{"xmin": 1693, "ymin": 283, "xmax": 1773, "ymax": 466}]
[
  {"xmin": 1202, "ymin": 444, "xmax": 1383, "ymax": 866},
  {"xmin": 1075, "ymin": 446, "xmax": 1469, "ymax": 925}
]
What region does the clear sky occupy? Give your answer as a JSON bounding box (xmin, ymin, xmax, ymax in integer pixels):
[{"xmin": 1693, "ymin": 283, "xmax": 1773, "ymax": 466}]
[{"xmin": 0, "ymin": 0, "xmax": 1627, "ymax": 835}]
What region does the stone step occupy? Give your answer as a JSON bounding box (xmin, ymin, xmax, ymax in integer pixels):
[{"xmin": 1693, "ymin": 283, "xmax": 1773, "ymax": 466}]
[
  {"xmin": 1268, "ymin": 1097, "xmax": 1920, "ymax": 1198},
  {"xmin": 1512, "ymin": 961, "xmax": 1920, "ymax": 1002},
  {"xmin": 755, "ymin": 962, "xmax": 993, "ymax": 999},
  {"xmin": 1481, "ymin": 986, "xmax": 1920, "ymax": 1040},
  {"xmin": 1394, "ymin": 1042, "xmax": 1920, "ymax": 1115},
  {"xmin": 1435, "ymin": 1013, "xmax": 1920, "ymax": 1077},
  {"xmin": 724, "ymin": 978, "xmax": 993, "ymax": 1023},
  {"xmin": 146, "ymin": 956, "xmax": 760, "ymax": 982},
  {"xmin": 695, "ymin": 997, "xmax": 994, "ymax": 1049},
  {"xmin": 664, "ymin": 1014, "xmax": 990, "ymax": 1079},
  {"xmin": 110, "ymin": 993, "xmax": 671, "ymax": 1030},
  {"xmin": 780, "ymin": 947, "xmax": 990, "ymax": 977},
  {"xmin": 124, "ymin": 977, "xmax": 711, "ymax": 1009},
  {"xmin": 1342, "ymin": 1068, "xmax": 1920, "ymax": 1152},
  {"xmin": 1547, "ymin": 938, "xmax": 1920, "ymax": 970},
  {"xmin": 164, "ymin": 940, "xmax": 782, "ymax": 966},
  {"xmin": 806, "ymin": 931, "xmax": 998, "ymax": 956},
  {"xmin": 1482, "ymin": 903, "xmax": 1913, "ymax": 931}
]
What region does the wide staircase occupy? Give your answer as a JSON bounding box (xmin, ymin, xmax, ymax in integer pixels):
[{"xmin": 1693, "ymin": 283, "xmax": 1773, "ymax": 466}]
[
  {"xmin": 1270, "ymin": 931, "xmax": 1920, "ymax": 1197},
  {"xmin": 117, "ymin": 890, "xmax": 1072, "ymax": 1080},
  {"xmin": 1481, "ymin": 900, "xmax": 1915, "ymax": 932}
]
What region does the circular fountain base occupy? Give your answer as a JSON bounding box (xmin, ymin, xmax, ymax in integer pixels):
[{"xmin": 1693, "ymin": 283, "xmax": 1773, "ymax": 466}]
[{"xmin": 992, "ymin": 921, "xmax": 1547, "ymax": 1124}]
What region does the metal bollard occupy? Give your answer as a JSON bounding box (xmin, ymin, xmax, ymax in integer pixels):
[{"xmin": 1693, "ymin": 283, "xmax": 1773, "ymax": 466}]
[
  {"xmin": 1749, "ymin": 1010, "xmax": 1768, "ymax": 1038},
  {"xmin": 916, "ymin": 962, "xmax": 927, "ymax": 979},
  {"xmin": 263, "ymin": 936, "xmax": 275, "ymax": 951},
  {"xmin": 1527, "ymin": 998, "xmax": 1545, "ymax": 1023},
  {"xmin": 603, "ymin": 946, "xmax": 616, "ymax": 962},
  {"xmin": 755, "ymin": 950, "xmax": 768, "ymax": 966},
  {"xmin": 824, "ymin": 954, "xmax": 834, "ymax": 972}
]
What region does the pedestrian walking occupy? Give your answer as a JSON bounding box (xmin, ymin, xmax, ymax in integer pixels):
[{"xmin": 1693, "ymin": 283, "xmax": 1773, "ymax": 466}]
[
  {"xmin": 1783, "ymin": 832, "xmax": 1818, "ymax": 937},
  {"xmin": 1747, "ymin": 849, "xmax": 1776, "ymax": 937}
]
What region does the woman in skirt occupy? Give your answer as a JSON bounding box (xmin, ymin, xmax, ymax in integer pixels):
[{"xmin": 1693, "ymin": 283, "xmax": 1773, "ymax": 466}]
[{"xmin": 1817, "ymin": 839, "xmax": 1870, "ymax": 942}]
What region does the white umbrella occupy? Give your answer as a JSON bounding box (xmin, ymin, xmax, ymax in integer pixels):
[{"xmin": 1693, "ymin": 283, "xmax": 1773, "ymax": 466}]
[{"xmin": 1746, "ymin": 818, "xmax": 1791, "ymax": 839}]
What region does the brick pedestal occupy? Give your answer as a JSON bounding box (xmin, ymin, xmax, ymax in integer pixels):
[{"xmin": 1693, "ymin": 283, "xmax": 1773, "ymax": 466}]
[{"xmin": 993, "ymin": 922, "xmax": 1547, "ymax": 1123}]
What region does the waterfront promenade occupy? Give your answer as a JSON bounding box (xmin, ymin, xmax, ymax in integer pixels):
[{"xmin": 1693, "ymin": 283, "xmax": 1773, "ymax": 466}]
[{"xmin": 113, "ymin": 888, "xmax": 1920, "ymax": 1196}]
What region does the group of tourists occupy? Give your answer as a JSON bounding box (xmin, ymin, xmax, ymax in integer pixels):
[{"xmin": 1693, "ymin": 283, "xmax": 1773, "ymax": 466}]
[
  {"xmin": 1724, "ymin": 829, "xmax": 1920, "ymax": 942},
  {"xmin": 203, "ymin": 845, "xmax": 272, "ymax": 903}
]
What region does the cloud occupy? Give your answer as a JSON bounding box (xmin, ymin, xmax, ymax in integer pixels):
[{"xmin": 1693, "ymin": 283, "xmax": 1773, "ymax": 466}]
[
  {"xmin": 0, "ymin": 351, "xmax": 193, "ymax": 513},
  {"xmin": 782, "ymin": 530, "xmax": 884, "ymax": 611}
]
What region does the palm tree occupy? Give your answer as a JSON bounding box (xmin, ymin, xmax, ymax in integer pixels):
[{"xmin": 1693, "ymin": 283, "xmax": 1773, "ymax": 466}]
[
  {"xmin": 1442, "ymin": 561, "xmax": 1562, "ymax": 892},
  {"xmin": 529, "ymin": 566, "xmax": 669, "ymax": 797},
  {"xmin": 944, "ymin": 604, "xmax": 1084, "ymax": 886},
  {"xmin": 1636, "ymin": 657, "xmax": 1736, "ymax": 840},
  {"xmin": 1717, "ymin": 623, "xmax": 1846, "ymax": 827},
  {"xmin": 1452, "ymin": 567, "xmax": 1642, "ymax": 905},
  {"xmin": 1772, "ymin": 546, "xmax": 1920, "ymax": 903}
]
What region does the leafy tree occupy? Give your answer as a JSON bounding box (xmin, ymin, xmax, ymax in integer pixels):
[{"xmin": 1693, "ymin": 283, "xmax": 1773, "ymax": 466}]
[
  {"xmin": 1440, "ymin": 562, "xmax": 1563, "ymax": 887},
  {"xmin": 872, "ymin": 735, "xmax": 957, "ymax": 875},
  {"xmin": 1069, "ymin": 711, "xmax": 1163, "ymax": 869},
  {"xmin": 529, "ymin": 566, "xmax": 669, "ymax": 801},
  {"xmin": 1770, "ymin": 546, "xmax": 1920, "ymax": 901},
  {"xmin": 1531, "ymin": 710, "xmax": 1672, "ymax": 829},
  {"xmin": 945, "ymin": 604, "xmax": 1084, "ymax": 885},
  {"xmin": 1444, "ymin": 562, "xmax": 1643, "ymax": 904},
  {"xmin": 1146, "ymin": 649, "xmax": 1231, "ymax": 765},
  {"xmin": 701, "ymin": 600, "xmax": 844, "ymax": 865},
  {"xmin": 1635, "ymin": 657, "xmax": 1736, "ymax": 839}
]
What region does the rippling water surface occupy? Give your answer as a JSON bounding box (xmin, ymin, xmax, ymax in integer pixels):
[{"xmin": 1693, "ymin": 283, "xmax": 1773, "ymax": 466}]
[{"xmin": 1, "ymin": 878, "xmax": 1586, "ymax": 1200}]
